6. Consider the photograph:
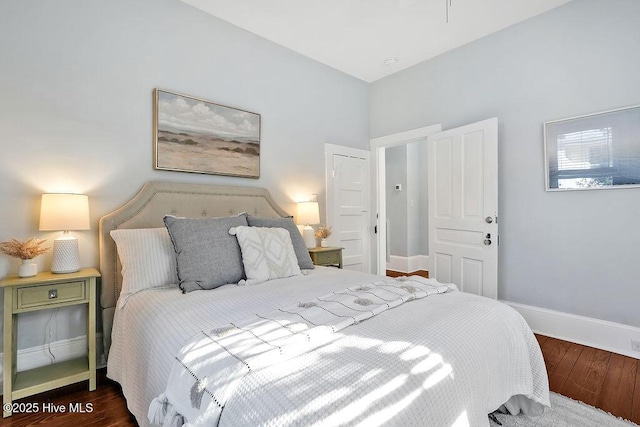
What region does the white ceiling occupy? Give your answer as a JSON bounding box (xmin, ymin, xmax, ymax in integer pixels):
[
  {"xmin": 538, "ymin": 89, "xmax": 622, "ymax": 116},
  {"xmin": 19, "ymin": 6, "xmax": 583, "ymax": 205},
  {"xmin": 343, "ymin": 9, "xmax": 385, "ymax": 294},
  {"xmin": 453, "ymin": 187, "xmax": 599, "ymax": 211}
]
[{"xmin": 180, "ymin": 0, "xmax": 572, "ymax": 82}]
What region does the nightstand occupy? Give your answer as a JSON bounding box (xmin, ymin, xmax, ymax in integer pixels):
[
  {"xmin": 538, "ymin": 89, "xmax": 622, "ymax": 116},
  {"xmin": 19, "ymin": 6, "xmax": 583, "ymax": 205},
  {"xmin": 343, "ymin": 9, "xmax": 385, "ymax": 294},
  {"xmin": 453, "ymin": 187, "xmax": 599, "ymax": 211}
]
[
  {"xmin": 1, "ymin": 268, "xmax": 100, "ymax": 417},
  {"xmin": 308, "ymin": 247, "xmax": 344, "ymax": 269}
]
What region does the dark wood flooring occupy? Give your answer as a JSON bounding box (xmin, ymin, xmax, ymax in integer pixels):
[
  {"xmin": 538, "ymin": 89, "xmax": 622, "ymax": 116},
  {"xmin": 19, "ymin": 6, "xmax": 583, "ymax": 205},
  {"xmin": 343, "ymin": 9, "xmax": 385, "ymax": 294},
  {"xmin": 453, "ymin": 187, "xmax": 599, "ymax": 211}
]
[
  {"xmin": 1, "ymin": 369, "xmax": 136, "ymax": 427},
  {"xmin": 386, "ymin": 269, "xmax": 429, "ymax": 278},
  {"xmin": 536, "ymin": 334, "xmax": 640, "ymax": 424},
  {"xmin": 3, "ymin": 322, "xmax": 639, "ymax": 425}
]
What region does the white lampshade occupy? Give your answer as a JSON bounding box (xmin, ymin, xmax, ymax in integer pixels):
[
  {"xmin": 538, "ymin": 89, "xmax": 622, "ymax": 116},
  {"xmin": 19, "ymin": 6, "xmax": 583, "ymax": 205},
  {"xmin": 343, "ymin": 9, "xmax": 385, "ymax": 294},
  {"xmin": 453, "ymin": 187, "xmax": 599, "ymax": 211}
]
[
  {"xmin": 297, "ymin": 201, "xmax": 319, "ymax": 226},
  {"xmin": 39, "ymin": 193, "xmax": 90, "ymax": 231},
  {"xmin": 297, "ymin": 201, "xmax": 320, "ymax": 249},
  {"xmin": 39, "ymin": 193, "xmax": 90, "ymax": 274}
]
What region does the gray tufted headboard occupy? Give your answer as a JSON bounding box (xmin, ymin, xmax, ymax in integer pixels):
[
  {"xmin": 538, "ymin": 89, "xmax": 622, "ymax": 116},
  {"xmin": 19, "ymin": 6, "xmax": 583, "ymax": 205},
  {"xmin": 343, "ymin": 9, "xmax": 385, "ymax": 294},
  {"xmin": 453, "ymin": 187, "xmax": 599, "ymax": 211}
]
[{"xmin": 98, "ymin": 181, "xmax": 290, "ymax": 357}]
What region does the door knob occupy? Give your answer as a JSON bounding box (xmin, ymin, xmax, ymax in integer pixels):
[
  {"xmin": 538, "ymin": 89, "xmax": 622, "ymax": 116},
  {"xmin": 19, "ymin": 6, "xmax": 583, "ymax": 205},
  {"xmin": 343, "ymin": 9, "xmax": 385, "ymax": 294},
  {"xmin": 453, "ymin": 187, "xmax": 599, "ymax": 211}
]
[
  {"xmin": 485, "ymin": 216, "xmax": 493, "ymax": 224},
  {"xmin": 484, "ymin": 239, "xmax": 492, "ymax": 246}
]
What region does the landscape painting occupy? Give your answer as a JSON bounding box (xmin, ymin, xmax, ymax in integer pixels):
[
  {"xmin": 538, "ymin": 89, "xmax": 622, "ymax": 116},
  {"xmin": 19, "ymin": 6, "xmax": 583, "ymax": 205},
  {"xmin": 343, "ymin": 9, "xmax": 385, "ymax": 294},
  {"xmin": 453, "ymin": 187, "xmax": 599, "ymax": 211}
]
[{"xmin": 154, "ymin": 89, "xmax": 260, "ymax": 178}]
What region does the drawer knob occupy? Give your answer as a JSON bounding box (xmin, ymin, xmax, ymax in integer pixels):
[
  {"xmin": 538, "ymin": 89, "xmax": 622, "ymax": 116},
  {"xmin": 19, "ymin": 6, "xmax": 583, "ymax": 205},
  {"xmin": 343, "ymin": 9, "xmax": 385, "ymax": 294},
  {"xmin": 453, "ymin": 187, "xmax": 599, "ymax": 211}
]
[{"xmin": 48, "ymin": 289, "xmax": 58, "ymax": 299}]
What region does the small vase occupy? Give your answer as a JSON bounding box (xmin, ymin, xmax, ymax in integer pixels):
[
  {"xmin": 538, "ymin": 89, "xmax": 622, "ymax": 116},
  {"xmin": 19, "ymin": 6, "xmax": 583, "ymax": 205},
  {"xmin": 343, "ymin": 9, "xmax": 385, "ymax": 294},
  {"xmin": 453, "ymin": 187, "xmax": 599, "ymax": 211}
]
[
  {"xmin": 321, "ymin": 239, "xmax": 329, "ymax": 248},
  {"xmin": 18, "ymin": 260, "xmax": 37, "ymax": 278}
]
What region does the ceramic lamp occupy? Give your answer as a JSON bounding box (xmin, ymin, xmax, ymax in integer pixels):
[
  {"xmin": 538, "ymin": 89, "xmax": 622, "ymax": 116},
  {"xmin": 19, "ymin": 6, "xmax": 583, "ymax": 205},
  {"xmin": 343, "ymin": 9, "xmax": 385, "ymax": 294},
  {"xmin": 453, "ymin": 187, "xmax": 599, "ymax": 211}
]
[
  {"xmin": 39, "ymin": 193, "xmax": 90, "ymax": 274},
  {"xmin": 297, "ymin": 201, "xmax": 320, "ymax": 249}
]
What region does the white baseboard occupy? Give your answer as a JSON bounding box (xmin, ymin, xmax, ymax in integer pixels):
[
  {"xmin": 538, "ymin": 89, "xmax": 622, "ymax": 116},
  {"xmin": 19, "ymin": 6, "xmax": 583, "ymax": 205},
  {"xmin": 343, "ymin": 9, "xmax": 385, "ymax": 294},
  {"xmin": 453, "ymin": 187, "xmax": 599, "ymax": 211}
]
[
  {"xmin": 0, "ymin": 334, "xmax": 105, "ymax": 394},
  {"xmin": 387, "ymin": 255, "xmax": 429, "ymax": 273},
  {"xmin": 505, "ymin": 301, "xmax": 640, "ymax": 359}
]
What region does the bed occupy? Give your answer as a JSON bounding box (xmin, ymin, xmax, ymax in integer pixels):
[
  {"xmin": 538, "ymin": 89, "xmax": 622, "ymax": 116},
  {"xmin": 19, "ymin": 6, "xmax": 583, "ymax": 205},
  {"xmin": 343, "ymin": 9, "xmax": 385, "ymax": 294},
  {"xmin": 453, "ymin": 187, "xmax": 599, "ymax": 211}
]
[{"xmin": 99, "ymin": 181, "xmax": 549, "ymax": 427}]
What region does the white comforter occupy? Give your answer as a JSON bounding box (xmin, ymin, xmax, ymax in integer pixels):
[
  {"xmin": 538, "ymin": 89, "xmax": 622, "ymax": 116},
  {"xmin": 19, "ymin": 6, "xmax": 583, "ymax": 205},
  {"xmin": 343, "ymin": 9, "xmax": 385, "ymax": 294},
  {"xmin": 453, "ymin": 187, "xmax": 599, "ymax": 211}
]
[{"xmin": 108, "ymin": 267, "xmax": 549, "ymax": 427}]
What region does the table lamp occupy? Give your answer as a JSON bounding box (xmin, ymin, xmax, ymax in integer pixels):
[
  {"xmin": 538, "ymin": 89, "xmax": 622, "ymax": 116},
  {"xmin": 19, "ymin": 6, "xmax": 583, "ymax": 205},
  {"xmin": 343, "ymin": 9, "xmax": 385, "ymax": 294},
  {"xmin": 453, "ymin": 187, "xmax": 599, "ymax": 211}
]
[
  {"xmin": 39, "ymin": 193, "xmax": 90, "ymax": 273},
  {"xmin": 297, "ymin": 201, "xmax": 320, "ymax": 249}
]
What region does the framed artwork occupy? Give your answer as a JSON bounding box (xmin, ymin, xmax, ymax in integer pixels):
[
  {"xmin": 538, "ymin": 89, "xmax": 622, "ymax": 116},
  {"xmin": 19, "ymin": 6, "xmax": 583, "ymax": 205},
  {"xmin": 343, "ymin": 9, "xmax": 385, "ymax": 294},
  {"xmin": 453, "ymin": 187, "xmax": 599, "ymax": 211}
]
[
  {"xmin": 154, "ymin": 89, "xmax": 261, "ymax": 178},
  {"xmin": 544, "ymin": 105, "xmax": 640, "ymax": 191}
]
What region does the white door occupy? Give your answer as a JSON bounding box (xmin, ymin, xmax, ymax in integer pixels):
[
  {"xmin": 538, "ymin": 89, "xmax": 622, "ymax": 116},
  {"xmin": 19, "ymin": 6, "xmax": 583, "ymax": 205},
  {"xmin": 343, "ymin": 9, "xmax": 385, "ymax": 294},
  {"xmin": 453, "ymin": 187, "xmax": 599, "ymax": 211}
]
[
  {"xmin": 329, "ymin": 151, "xmax": 369, "ymax": 272},
  {"xmin": 428, "ymin": 118, "xmax": 498, "ymax": 298}
]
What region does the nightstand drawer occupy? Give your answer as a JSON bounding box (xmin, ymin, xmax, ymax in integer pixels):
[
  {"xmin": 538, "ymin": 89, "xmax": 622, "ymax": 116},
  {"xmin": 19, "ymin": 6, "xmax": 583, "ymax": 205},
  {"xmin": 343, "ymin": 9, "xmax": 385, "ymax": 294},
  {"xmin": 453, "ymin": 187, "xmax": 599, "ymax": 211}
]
[
  {"xmin": 314, "ymin": 251, "xmax": 341, "ymax": 265},
  {"xmin": 16, "ymin": 281, "xmax": 86, "ymax": 310},
  {"xmin": 308, "ymin": 247, "xmax": 343, "ymax": 268}
]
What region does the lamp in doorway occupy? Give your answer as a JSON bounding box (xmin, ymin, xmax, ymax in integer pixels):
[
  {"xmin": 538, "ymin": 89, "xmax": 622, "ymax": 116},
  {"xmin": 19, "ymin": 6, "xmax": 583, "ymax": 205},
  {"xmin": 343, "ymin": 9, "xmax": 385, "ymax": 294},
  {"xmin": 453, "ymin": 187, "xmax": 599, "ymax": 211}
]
[
  {"xmin": 39, "ymin": 193, "xmax": 90, "ymax": 273},
  {"xmin": 297, "ymin": 201, "xmax": 319, "ymax": 249}
]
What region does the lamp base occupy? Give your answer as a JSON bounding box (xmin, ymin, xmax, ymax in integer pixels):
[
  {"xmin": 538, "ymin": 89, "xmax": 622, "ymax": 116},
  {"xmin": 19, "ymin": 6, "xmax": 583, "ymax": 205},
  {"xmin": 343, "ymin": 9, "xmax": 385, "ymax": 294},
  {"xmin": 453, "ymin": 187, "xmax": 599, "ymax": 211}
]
[
  {"xmin": 302, "ymin": 225, "xmax": 316, "ymax": 249},
  {"xmin": 51, "ymin": 235, "xmax": 81, "ymax": 274}
]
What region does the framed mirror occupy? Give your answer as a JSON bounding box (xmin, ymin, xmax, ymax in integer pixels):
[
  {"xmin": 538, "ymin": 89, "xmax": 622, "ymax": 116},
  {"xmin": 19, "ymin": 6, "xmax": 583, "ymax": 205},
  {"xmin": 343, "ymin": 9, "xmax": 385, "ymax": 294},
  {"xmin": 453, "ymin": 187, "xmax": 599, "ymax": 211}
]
[{"xmin": 544, "ymin": 105, "xmax": 640, "ymax": 191}]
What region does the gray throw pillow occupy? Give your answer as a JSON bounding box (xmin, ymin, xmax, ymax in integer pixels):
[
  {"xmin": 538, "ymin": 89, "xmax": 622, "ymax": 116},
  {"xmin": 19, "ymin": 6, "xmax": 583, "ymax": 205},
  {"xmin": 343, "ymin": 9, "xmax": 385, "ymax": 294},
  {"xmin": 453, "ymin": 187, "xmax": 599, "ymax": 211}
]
[
  {"xmin": 164, "ymin": 214, "xmax": 249, "ymax": 293},
  {"xmin": 246, "ymin": 216, "xmax": 314, "ymax": 269}
]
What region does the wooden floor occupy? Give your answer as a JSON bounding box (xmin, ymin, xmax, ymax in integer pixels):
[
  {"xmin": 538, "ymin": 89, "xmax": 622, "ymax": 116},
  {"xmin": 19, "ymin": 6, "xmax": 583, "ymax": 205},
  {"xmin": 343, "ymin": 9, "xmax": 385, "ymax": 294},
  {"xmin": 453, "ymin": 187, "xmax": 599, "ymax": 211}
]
[
  {"xmin": 1, "ymin": 369, "xmax": 136, "ymax": 426},
  {"xmin": 3, "ymin": 337, "xmax": 639, "ymax": 426},
  {"xmin": 536, "ymin": 334, "xmax": 640, "ymax": 424},
  {"xmin": 386, "ymin": 269, "xmax": 429, "ymax": 278}
]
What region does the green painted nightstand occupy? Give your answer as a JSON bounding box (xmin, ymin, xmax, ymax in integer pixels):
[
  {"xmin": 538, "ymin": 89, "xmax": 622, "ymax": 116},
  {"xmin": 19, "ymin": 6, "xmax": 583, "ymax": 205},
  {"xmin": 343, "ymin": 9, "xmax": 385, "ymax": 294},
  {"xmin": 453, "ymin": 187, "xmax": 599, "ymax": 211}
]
[
  {"xmin": 308, "ymin": 247, "xmax": 343, "ymax": 269},
  {"xmin": 1, "ymin": 268, "xmax": 100, "ymax": 417}
]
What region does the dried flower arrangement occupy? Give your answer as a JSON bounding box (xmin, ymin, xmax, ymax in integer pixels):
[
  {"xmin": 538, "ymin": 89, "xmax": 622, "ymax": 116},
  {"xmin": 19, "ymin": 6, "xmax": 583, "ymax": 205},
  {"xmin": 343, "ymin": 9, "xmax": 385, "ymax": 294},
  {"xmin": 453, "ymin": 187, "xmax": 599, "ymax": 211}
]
[
  {"xmin": 315, "ymin": 226, "xmax": 332, "ymax": 239},
  {"xmin": 0, "ymin": 237, "xmax": 50, "ymax": 260}
]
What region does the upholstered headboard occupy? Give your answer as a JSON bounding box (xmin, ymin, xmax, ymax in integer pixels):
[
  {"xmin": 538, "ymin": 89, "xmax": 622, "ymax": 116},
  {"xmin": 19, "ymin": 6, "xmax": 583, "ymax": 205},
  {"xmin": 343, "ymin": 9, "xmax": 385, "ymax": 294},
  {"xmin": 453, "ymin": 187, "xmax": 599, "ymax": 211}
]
[{"xmin": 98, "ymin": 181, "xmax": 290, "ymax": 356}]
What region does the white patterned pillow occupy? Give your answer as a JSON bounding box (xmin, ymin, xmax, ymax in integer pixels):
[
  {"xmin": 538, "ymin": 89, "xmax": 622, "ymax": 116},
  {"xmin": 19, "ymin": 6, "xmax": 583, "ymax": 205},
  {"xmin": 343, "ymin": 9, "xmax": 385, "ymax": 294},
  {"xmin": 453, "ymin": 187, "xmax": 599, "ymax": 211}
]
[
  {"xmin": 110, "ymin": 228, "xmax": 178, "ymax": 300},
  {"xmin": 230, "ymin": 226, "xmax": 302, "ymax": 286}
]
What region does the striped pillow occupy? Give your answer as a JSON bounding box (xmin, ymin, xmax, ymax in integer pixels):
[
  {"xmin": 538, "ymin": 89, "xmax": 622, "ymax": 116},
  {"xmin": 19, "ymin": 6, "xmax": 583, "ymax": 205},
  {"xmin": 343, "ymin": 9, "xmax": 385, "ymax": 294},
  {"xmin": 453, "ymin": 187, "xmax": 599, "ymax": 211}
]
[{"xmin": 110, "ymin": 228, "xmax": 178, "ymax": 299}]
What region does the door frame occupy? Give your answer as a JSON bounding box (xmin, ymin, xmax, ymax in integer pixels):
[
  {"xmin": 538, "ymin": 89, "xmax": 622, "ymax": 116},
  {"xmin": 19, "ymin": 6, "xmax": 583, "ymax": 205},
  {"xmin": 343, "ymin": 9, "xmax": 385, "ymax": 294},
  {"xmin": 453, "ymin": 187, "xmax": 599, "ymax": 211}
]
[
  {"xmin": 324, "ymin": 143, "xmax": 371, "ymax": 273},
  {"xmin": 369, "ymin": 125, "xmax": 442, "ymax": 275}
]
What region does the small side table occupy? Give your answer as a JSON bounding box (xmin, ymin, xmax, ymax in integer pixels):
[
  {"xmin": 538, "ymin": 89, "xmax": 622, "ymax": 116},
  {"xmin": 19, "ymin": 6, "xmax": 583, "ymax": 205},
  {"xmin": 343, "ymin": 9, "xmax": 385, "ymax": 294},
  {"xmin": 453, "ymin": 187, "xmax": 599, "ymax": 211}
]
[
  {"xmin": 1, "ymin": 268, "xmax": 100, "ymax": 417},
  {"xmin": 308, "ymin": 247, "xmax": 343, "ymax": 269}
]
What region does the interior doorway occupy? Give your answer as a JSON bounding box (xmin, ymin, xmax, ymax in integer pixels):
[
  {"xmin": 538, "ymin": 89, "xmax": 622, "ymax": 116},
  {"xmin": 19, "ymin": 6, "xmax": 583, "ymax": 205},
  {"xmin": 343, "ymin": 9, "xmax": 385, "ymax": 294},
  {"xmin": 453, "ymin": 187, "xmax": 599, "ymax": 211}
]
[
  {"xmin": 370, "ymin": 125, "xmax": 441, "ymax": 276},
  {"xmin": 384, "ymin": 141, "xmax": 429, "ymax": 275},
  {"xmin": 371, "ymin": 119, "xmax": 499, "ymax": 300}
]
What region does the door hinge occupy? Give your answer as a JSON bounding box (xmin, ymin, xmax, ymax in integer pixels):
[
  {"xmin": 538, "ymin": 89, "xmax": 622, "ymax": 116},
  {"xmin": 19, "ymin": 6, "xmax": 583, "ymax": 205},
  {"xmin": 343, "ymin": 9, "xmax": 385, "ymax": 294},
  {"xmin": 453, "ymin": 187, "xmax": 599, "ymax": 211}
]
[{"xmin": 332, "ymin": 169, "xmax": 336, "ymax": 178}]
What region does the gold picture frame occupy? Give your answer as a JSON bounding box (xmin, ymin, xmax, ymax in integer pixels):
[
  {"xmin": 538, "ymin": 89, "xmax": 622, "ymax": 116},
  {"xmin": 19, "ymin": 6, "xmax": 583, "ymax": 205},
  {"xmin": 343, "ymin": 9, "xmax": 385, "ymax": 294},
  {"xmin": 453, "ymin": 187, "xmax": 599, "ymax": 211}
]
[{"xmin": 154, "ymin": 89, "xmax": 260, "ymax": 178}]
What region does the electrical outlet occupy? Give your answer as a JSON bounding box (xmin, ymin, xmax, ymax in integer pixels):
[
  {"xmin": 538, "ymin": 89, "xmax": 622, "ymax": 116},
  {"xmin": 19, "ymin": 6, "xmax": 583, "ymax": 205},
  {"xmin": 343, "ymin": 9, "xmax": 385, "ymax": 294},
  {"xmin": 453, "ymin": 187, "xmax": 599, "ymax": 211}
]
[{"xmin": 632, "ymin": 340, "xmax": 640, "ymax": 352}]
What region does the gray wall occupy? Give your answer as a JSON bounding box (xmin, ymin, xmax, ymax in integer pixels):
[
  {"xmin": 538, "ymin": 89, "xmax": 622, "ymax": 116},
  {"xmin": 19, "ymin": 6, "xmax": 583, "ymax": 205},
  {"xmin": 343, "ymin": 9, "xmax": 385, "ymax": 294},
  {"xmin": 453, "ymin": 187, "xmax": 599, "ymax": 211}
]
[
  {"xmin": 406, "ymin": 141, "xmax": 428, "ymax": 256},
  {"xmin": 385, "ymin": 141, "xmax": 428, "ymax": 260},
  {"xmin": 371, "ymin": 0, "xmax": 640, "ymax": 327},
  {"xmin": 418, "ymin": 141, "xmax": 429, "ymax": 255},
  {"xmin": 385, "ymin": 145, "xmax": 408, "ymax": 257},
  {"xmin": 0, "ymin": 0, "xmax": 368, "ymax": 352}
]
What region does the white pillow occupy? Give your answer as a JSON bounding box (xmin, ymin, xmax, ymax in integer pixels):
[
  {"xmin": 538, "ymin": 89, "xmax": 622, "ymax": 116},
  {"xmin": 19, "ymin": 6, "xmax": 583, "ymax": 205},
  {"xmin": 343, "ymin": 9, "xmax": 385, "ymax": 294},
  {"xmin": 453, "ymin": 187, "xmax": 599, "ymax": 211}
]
[
  {"xmin": 230, "ymin": 226, "xmax": 302, "ymax": 286},
  {"xmin": 110, "ymin": 228, "xmax": 178, "ymax": 300}
]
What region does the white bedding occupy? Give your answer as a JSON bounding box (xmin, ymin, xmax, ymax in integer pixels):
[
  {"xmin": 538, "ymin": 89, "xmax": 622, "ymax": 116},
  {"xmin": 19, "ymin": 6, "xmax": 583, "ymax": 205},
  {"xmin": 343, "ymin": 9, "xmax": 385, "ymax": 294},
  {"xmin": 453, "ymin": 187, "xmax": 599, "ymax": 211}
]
[{"xmin": 107, "ymin": 267, "xmax": 549, "ymax": 426}]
